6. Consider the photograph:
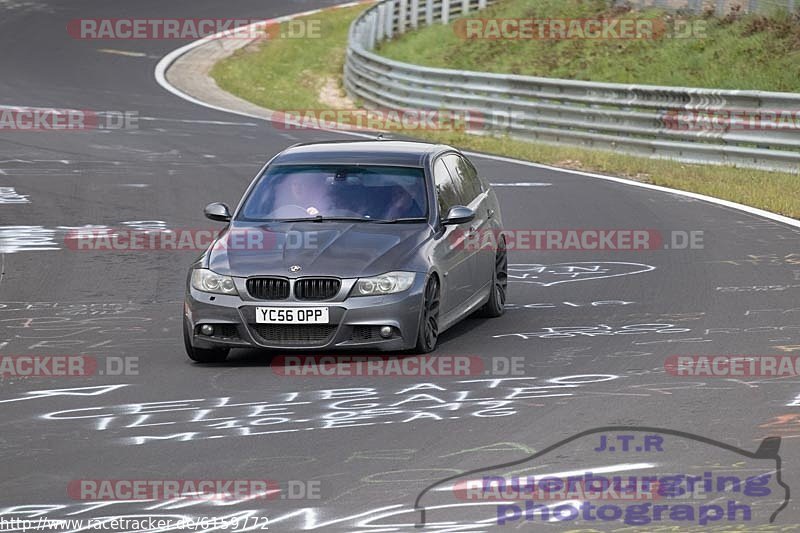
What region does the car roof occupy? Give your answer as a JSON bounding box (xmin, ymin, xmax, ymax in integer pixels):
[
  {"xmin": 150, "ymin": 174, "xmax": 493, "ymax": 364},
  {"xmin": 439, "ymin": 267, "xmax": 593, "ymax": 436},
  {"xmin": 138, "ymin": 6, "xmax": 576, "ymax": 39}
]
[{"xmin": 270, "ymin": 140, "xmax": 452, "ymax": 167}]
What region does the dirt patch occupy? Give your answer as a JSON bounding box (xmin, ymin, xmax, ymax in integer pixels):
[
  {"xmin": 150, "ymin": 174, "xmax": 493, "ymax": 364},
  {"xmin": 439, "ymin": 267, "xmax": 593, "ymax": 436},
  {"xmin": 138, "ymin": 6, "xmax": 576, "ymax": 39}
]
[
  {"xmin": 554, "ymin": 159, "xmax": 586, "ymax": 170},
  {"xmin": 318, "ymin": 77, "xmax": 355, "ymax": 109}
]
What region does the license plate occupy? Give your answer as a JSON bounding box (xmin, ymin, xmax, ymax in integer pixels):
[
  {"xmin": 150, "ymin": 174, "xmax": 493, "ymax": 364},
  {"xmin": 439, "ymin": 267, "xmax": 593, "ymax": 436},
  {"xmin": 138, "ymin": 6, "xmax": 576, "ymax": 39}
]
[{"xmin": 255, "ymin": 307, "xmax": 329, "ymax": 324}]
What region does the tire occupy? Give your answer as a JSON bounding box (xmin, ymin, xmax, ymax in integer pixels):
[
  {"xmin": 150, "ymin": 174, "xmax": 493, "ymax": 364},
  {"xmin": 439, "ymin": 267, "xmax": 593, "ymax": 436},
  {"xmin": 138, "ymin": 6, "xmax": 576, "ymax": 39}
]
[
  {"xmin": 413, "ymin": 275, "xmax": 441, "ymax": 354},
  {"xmin": 478, "ymin": 238, "xmax": 507, "ymax": 318},
  {"xmin": 183, "ymin": 318, "xmax": 229, "ymax": 363}
]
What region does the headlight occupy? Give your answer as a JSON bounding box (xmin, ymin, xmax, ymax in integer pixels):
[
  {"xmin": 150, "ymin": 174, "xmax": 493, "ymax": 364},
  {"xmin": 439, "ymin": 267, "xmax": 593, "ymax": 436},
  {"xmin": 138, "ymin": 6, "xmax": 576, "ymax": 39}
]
[
  {"xmin": 353, "ymin": 271, "xmax": 415, "ymax": 296},
  {"xmin": 191, "ymin": 269, "xmax": 238, "ymax": 295}
]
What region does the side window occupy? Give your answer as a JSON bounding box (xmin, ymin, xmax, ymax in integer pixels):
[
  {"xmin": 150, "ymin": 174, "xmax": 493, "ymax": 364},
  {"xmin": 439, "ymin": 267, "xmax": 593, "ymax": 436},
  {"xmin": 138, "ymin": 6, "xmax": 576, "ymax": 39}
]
[
  {"xmin": 433, "ymin": 158, "xmax": 459, "ymax": 216},
  {"xmin": 463, "ymin": 157, "xmax": 484, "ymax": 193},
  {"xmin": 443, "ymin": 154, "xmax": 482, "ymax": 204}
]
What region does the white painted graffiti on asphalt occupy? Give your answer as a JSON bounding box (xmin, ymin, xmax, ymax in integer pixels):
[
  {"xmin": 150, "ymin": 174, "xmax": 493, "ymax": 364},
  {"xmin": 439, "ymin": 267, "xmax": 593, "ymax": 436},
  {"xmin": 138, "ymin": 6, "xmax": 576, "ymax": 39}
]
[
  {"xmin": 717, "ymin": 284, "xmax": 800, "ymax": 292},
  {"xmin": 509, "ymin": 262, "xmax": 655, "ymax": 286},
  {"xmin": 36, "ymin": 376, "xmax": 620, "ymax": 445},
  {"xmin": 0, "ymin": 187, "xmax": 30, "ymax": 204},
  {"xmin": 0, "ymin": 221, "xmax": 168, "ymax": 253},
  {"xmin": 0, "ymin": 311, "xmax": 174, "ymax": 353},
  {"xmin": 0, "ymin": 301, "xmax": 144, "ymax": 316},
  {"xmin": 0, "ymin": 385, "xmax": 128, "ymax": 405},
  {"xmin": 708, "ymin": 253, "xmax": 800, "ymax": 267},
  {"xmin": 505, "ymin": 300, "xmax": 635, "ymax": 310},
  {"xmin": 493, "ymin": 323, "xmax": 691, "ymax": 340},
  {"xmin": 0, "ymin": 226, "xmax": 60, "ymax": 252},
  {"xmin": 494, "ymin": 322, "xmax": 800, "ymax": 342}
]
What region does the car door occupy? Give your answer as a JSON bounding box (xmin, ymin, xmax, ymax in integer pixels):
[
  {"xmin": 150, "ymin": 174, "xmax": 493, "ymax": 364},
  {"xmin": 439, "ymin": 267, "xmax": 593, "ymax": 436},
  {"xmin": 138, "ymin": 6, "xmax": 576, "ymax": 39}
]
[
  {"xmin": 431, "ymin": 156, "xmax": 474, "ymax": 318},
  {"xmin": 442, "ymin": 153, "xmax": 493, "ymax": 297}
]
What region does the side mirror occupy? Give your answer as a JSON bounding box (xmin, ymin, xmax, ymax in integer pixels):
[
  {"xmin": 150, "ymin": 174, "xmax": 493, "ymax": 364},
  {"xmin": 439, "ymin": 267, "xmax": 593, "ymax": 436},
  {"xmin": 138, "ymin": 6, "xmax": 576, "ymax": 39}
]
[
  {"xmin": 204, "ymin": 202, "xmax": 232, "ymax": 222},
  {"xmin": 442, "ymin": 206, "xmax": 475, "ymax": 226}
]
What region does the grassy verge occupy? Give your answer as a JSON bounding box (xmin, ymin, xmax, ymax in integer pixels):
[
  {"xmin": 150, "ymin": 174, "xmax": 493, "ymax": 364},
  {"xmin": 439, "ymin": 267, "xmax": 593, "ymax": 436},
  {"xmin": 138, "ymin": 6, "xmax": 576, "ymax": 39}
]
[
  {"xmin": 211, "ymin": 3, "xmax": 800, "ymax": 219},
  {"xmin": 212, "ymin": 5, "xmax": 368, "ymax": 110},
  {"xmin": 377, "ymin": 0, "xmax": 800, "ymax": 91}
]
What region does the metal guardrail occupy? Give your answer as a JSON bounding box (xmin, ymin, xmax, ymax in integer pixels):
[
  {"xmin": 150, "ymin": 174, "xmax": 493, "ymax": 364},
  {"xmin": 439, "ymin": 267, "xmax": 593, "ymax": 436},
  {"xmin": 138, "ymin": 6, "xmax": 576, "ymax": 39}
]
[{"xmin": 344, "ymin": 0, "xmax": 800, "ymax": 172}]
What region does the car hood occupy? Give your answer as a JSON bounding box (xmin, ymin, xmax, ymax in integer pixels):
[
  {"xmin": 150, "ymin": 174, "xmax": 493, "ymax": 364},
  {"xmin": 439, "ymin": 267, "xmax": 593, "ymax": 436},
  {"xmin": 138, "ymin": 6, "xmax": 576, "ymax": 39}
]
[{"xmin": 206, "ymin": 222, "xmax": 431, "ymax": 278}]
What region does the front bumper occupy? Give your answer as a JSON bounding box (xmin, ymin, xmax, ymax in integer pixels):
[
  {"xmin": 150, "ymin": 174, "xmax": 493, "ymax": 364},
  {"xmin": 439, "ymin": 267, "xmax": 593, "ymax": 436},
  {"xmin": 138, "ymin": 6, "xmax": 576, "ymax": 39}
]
[{"xmin": 184, "ymin": 275, "xmax": 425, "ymax": 352}]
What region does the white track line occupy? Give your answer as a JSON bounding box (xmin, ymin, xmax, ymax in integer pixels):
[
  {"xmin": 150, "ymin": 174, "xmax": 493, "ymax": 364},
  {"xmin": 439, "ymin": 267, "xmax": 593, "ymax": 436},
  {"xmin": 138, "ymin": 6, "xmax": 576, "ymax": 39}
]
[
  {"xmin": 467, "ymin": 152, "xmax": 800, "ymax": 228},
  {"xmin": 154, "ymin": 1, "xmax": 374, "ymax": 123},
  {"xmin": 153, "ymin": 2, "xmax": 800, "ymax": 230}
]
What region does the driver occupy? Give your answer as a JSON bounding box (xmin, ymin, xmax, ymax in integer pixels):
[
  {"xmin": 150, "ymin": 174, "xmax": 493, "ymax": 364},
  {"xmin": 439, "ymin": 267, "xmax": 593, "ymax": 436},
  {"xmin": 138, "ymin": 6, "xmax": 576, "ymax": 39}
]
[{"xmin": 279, "ymin": 174, "xmax": 327, "ymax": 216}]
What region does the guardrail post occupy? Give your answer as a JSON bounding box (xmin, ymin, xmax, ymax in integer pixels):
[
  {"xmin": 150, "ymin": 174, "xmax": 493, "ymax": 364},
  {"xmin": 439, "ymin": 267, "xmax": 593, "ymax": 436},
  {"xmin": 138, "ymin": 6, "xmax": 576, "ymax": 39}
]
[
  {"xmin": 715, "ymin": 0, "xmax": 726, "ymax": 16},
  {"xmin": 368, "ymin": 11, "xmax": 379, "ymax": 48},
  {"xmin": 352, "ymin": 18, "xmax": 369, "ymax": 46},
  {"xmin": 462, "ymin": 0, "xmax": 470, "ymax": 14},
  {"xmin": 385, "ymin": 0, "xmax": 394, "ymax": 39},
  {"xmin": 425, "ymin": 0, "xmax": 433, "ymax": 26},
  {"xmin": 442, "ymin": 0, "xmax": 450, "ymax": 24},
  {"xmin": 410, "ymin": 0, "xmax": 419, "ymax": 29},
  {"xmin": 478, "ymin": 0, "xmax": 487, "ymax": 8},
  {"xmin": 398, "ymin": 0, "xmax": 408, "ymax": 33},
  {"xmin": 376, "ymin": 3, "xmax": 385, "ymax": 42}
]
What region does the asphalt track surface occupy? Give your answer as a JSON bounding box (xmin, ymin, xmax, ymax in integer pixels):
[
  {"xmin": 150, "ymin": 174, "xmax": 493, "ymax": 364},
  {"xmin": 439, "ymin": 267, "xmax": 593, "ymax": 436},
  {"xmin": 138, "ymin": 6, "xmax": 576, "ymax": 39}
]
[{"xmin": 1, "ymin": 0, "xmax": 800, "ymax": 531}]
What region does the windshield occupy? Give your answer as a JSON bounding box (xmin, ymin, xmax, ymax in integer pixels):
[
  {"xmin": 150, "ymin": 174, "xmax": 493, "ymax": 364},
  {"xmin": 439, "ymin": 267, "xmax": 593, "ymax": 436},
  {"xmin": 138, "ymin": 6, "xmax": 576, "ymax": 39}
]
[{"xmin": 238, "ymin": 164, "xmax": 428, "ymax": 221}]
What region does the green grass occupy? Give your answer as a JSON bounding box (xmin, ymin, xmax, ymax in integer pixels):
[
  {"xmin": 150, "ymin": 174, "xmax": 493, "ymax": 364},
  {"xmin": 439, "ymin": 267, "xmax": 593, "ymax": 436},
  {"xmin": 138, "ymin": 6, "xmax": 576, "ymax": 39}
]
[
  {"xmin": 212, "ymin": 5, "xmax": 369, "ymax": 110},
  {"xmin": 377, "ymin": 0, "xmax": 800, "ymax": 91},
  {"xmin": 211, "ymin": 3, "xmax": 800, "ymax": 219}
]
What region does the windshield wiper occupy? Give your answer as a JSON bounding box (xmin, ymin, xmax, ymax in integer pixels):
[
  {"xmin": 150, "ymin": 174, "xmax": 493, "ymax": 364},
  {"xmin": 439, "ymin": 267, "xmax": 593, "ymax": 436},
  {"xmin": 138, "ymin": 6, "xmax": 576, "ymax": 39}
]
[
  {"xmin": 267, "ymin": 216, "xmax": 387, "ymax": 223},
  {"xmin": 375, "ymin": 217, "xmax": 428, "ymax": 224},
  {"xmin": 256, "ymin": 216, "xmax": 427, "ymax": 223}
]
